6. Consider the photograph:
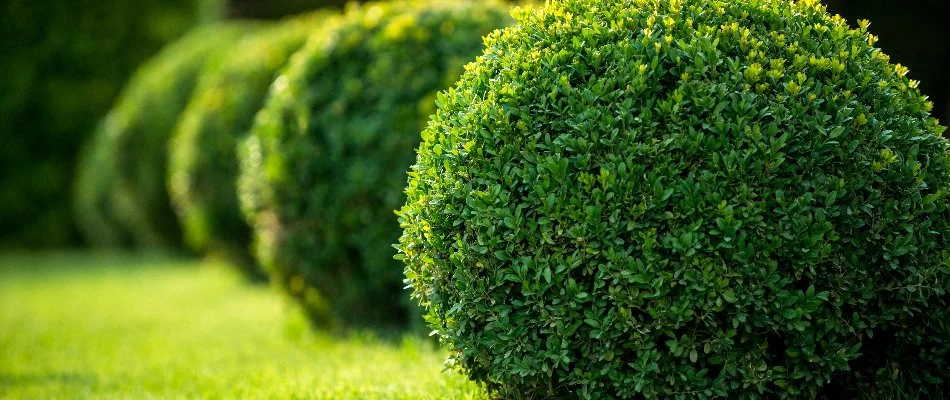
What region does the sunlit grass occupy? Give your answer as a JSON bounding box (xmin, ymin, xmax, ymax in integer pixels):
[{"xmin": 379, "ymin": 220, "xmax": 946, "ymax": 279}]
[{"xmin": 0, "ymin": 252, "xmax": 485, "ymax": 399}]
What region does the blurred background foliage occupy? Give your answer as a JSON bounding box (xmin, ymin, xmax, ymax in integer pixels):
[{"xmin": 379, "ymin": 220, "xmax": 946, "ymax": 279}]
[
  {"xmin": 0, "ymin": 0, "xmax": 947, "ymax": 249},
  {"xmin": 74, "ymin": 23, "xmax": 254, "ymax": 251},
  {"xmin": 0, "ymin": 0, "xmax": 361, "ymax": 249},
  {"xmin": 166, "ymin": 12, "xmax": 330, "ymax": 280},
  {"xmin": 0, "ymin": 0, "xmax": 223, "ymax": 248},
  {"xmin": 227, "ymin": 0, "xmax": 349, "ymax": 19}
]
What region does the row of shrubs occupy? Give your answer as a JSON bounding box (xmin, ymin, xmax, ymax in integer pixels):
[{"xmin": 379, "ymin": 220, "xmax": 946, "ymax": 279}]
[
  {"xmin": 5, "ymin": 0, "xmax": 945, "ymax": 250},
  {"xmin": 76, "ymin": 0, "xmax": 513, "ymax": 326},
  {"xmin": 76, "ymin": 0, "xmax": 950, "ymax": 398}
]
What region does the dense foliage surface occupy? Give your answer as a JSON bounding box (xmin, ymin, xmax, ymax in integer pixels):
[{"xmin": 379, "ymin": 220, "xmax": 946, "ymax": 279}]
[
  {"xmin": 240, "ymin": 0, "xmax": 512, "ymax": 328},
  {"xmin": 0, "ymin": 252, "xmax": 486, "ymax": 399},
  {"xmin": 169, "ymin": 13, "xmax": 327, "ymax": 279},
  {"xmin": 75, "ymin": 25, "xmax": 250, "ymax": 248},
  {"xmin": 0, "ymin": 0, "xmax": 221, "ymax": 247},
  {"xmin": 397, "ymin": 0, "xmax": 950, "ymax": 398}
]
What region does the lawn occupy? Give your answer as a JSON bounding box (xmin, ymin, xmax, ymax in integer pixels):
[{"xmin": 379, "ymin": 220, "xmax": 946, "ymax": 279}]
[{"xmin": 0, "ymin": 252, "xmax": 486, "ymax": 399}]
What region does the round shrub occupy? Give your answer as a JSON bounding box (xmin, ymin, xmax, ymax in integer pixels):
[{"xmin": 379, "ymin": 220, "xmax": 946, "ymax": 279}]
[
  {"xmin": 239, "ymin": 0, "xmax": 512, "ymax": 328},
  {"xmin": 168, "ymin": 13, "xmax": 327, "ymax": 279},
  {"xmin": 75, "ymin": 113, "xmax": 136, "ymax": 247},
  {"xmin": 396, "ymin": 0, "xmax": 950, "ymax": 398},
  {"xmin": 75, "ymin": 24, "xmax": 251, "ymax": 248}
]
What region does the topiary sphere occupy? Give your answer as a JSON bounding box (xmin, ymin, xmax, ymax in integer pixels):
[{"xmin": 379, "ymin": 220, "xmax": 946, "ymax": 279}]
[
  {"xmin": 239, "ymin": 0, "xmax": 512, "ymax": 328},
  {"xmin": 76, "ymin": 24, "xmax": 252, "ymax": 248},
  {"xmin": 397, "ymin": 0, "xmax": 950, "ymax": 398},
  {"xmin": 168, "ymin": 13, "xmax": 327, "ymax": 279}
]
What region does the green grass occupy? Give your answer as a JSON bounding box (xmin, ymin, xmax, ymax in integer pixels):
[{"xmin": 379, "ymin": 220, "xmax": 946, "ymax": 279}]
[{"xmin": 0, "ymin": 252, "xmax": 486, "ymax": 399}]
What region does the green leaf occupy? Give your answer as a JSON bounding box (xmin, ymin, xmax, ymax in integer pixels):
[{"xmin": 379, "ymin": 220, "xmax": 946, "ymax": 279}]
[{"xmin": 722, "ymin": 290, "xmax": 737, "ymax": 304}]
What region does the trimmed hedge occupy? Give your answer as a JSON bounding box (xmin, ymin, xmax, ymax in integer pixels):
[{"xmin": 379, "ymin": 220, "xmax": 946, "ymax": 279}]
[
  {"xmin": 397, "ymin": 0, "xmax": 950, "ymax": 398},
  {"xmin": 168, "ymin": 13, "xmax": 327, "ymax": 279},
  {"xmin": 239, "ymin": 0, "xmax": 512, "ymax": 328},
  {"xmin": 0, "ymin": 0, "xmax": 221, "ymax": 247},
  {"xmin": 75, "ymin": 24, "xmax": 251, "ymax": 248}
]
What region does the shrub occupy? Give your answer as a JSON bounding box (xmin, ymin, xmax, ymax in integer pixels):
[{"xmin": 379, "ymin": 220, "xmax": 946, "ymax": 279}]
[
  {"xmin": 75, "ymin": 113, "xmax": 136, "ymax": 247},
  {"xmin": 168, "ymin": 13, "xmax": 328, "ymax": 279},
  {"xmin": 396, "ymin": 0, "xmax": 950, "ymax": 398},
  {"xmin": 75, "ymin": 24, "xmax": 251, "ymax": 248},
  {"xmin": 239, "ymin": 0, "xmax": 512, "ymax": 328},
  {"xmin": 0, "ymin": 0, "xmax": 222, "ymax": 248}
]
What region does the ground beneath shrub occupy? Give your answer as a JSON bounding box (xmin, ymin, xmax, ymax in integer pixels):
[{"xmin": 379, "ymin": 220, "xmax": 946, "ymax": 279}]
[{"xmin": 0, "ymin": 252, "xmax": 484, "ymax": 399}]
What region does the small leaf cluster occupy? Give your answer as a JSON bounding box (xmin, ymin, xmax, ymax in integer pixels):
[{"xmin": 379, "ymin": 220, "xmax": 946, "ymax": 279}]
[
  {"xmin": 397, "ymin": 0, "xmax": 950, "ymax": 398},
  {"xmin": 76, "ymin": 24, "xmax": 253, "ymax": 248},
  {"xmin": 239, "ymin": 0, "xmax": 513, "ymax": 328},
  {"xmin": 168, "ymin": 13, "xmax": 326, "ymax": 279}
]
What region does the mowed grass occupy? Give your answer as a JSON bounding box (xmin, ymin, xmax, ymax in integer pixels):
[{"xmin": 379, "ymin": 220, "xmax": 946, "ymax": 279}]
[{"xmin": 0, "ymin": 252, "xmax": 486, "ymax": 399}]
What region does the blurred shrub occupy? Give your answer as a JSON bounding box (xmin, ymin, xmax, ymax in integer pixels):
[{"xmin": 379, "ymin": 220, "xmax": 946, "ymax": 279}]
[
  {"xmin": 0, "ymin": 0, "xmax": 223, "ymax": 248},
  {"xmin": 75, "ymin": 24, "xmax": 252, "ymax": 248},
  {"xmin": 74, "ymin": 114, "xmax": 136, "ymax": 247},
  {"xmin": 239, "ymin": 0, "xmax": 513, "ymax": 328},
  {"xmin": 397, "ymin": 0, "xmax": 950, "ymax": 397},
  {"xmin": 227, "ymin": 0, "xmax": 353, "ymax": 19},
  {"xmin": 168, "ymin": 13, "xmax": 329, "ymax": 279}
]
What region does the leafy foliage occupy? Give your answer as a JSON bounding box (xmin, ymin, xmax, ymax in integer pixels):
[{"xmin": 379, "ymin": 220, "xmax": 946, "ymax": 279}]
[
  {"xmin": 168, "ymin": 13, "xmax": 327, "ymax": 279},
  {"xmin": 75, "ymin": 24, "xmax": 251, "ymax": 248},
  {"xmin": 397, "ymin": 0, "xmax": 950, "ymax": 398},
  {"xmin": 0, "ymin": 0, "xmax": 222, "ymax": 247},
  {"xmin": 240, "ymin": 0, "xmax": 512, "ymax": 328},
  {"xmin": 824, "ymin": 0, "xmax": 950, "ymax": 130}
]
